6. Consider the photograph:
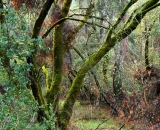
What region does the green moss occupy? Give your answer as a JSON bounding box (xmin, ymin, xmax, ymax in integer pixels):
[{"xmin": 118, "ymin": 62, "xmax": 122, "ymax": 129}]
[
  {"xmin": 62, "ymin": 0, "xmax": 72, "ymax": 17},
  {"xmin": 45, "ymin": 23, "xmax": 64, "ymax": 114},
  {"xmin": 42, "ymin": 65, "xmax": 49, "ymax": 89}
]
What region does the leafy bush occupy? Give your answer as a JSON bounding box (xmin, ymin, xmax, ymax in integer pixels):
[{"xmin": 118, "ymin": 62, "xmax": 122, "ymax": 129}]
[{"xmin": 0, "ymin": 5, "xmax": 56, "ymax": 129}]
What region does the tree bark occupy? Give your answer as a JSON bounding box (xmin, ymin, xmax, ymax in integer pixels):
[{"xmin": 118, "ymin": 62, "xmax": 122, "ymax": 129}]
[{"xmin": 45, "ymin": 0, "xmax": 94, "ymax": 115}]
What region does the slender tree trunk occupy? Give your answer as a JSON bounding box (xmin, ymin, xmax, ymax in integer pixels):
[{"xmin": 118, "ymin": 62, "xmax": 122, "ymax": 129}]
[
  {"xmin": 145, "ymin": 22, "xmax": 150, "ymax": 70},
  {"xmin": 144, "ymin": 20, "xmax": 156, "ymax": 70},
  {"xmin": 112, "ymin": 0, "xmax": 128, "ymax": 97},
  {"xmin": 113, "ymin": 60, "xmax": 122, "ymax": 96},
  {"xmin": 102, "ymin": 55, "xmax": 110, "ymax": 85}
]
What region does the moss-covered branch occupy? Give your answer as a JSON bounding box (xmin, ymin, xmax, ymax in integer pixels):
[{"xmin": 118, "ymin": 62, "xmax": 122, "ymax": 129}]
[
  {"xmin": 59, "ymin": 0, "xmax": 160, "ymax": 129},
  {"xmin": 61, "ymin": 0, "xmax": 73, "ymax": 17},
  {"xmin": 106, "ymin": 0, "xmax": 138, "ymax": 40},
  {"xmin": 42, "ymin": 17, "xmax": 108, "ymax": 39},
  {"xmin": 71, "ymin": 45, "xmax": 110, "ymax": 105},
  {"xmin": 42, "ymin": 3, "xmax": 96, "ymax": 39},
  {"xmin": 32, "ymin": 0, "xmax": 55, "ymax": 38}
]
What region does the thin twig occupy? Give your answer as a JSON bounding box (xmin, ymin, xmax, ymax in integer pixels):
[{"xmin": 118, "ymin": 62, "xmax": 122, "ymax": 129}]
[
  {"xmin": 95, "ymin": 117, "xmax": 111, "ymax": 130},
  {"xmin": 119, "ymin": 123, "xmax": 125, "ymax": 130},
  {"xmin": 69, "ymin": 13, "xmax": 113, "ymax": 26},
  {"xmin": 42, "ymin": 17, "xmax": 109, "ymax": 39}
]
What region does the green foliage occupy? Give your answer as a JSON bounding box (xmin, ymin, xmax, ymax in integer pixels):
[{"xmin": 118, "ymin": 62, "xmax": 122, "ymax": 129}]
[
  {"xmin": 0, "ymin": 5, "xmax": 34, "ymax": 129},
  {"xmin": 0, "ymin": 5, "xmax": 56, "ymax": 130},
  {"xmin": 0, "ymin": 67, "xmax": 9, "ymax": 84},
  {"xmin": 0, "ymin": 85, "xmax": 38, "ymax": 129},
  {"xmin": 43, "ymin": 104, "xmax": 57, "ymax": 130}
]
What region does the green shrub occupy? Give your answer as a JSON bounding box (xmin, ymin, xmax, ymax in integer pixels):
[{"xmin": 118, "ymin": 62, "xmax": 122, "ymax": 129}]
[{"xmin": 0, "ymin": 5, "xmax": 56, "ymax": 130}]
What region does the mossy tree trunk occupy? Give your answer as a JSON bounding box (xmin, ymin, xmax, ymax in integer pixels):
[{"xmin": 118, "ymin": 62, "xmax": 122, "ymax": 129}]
[
  {"xmin": 59, "ymin": 0, "xmax": 160, "ymax": 129},
  {"xmin": 27, "ymin": 0, "xmax": 93, "ymax": 125},
  {"xmin": 71, "ymin": 45, "xmax": 109, "ymax": 104},
  {"xmin": 27, "ymin": 0, "xmax": 55, "ymax": 121},
  {"xmin": 46, "ymin": 24, "xmax": 64, "ymax": 112}
]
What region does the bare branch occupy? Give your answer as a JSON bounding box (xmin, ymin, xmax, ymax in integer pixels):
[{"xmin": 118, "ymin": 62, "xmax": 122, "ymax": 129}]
[
  {"xmin": 69, "ymin": 13, "xmax": 113, "ymax": 27},
  {"xmin": 42, "ymin": 17, "xmax": 109, "ymax": 39}
]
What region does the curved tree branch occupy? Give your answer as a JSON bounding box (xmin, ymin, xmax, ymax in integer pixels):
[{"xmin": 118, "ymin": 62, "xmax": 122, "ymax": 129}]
[
  {"xmin": 71, "ymin": 45, "xmax": 112, "ymax": 108},
  {"xmin": 106, "ymin": 0, "xmax": 138, "ymax": 40},
  {"xmin": 42, "ymin": 16, "xmax": 109, "ymax": 39},
  {"xmin": 32, "ymin": 0, "xmax": 55, "ymax": 39}
]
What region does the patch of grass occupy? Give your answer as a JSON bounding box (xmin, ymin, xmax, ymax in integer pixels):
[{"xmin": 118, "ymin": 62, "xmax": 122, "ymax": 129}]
[
  {"xmin": 59, "ymin": 100, "xmax": 130, "ymax": 129},
  {"xmin": 69, "ymin": 101, "xmax": 130, "ymax": 130},
  {"xmin": 73, "ymin": 119, "xmax": 118, "ymax": 130}
]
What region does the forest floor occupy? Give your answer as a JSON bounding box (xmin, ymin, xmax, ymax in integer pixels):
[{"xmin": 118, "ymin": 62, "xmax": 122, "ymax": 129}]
[
  {"xmin": 60, "ymin": 101, "xmax": 131, "ymax": 130},
  {"xmin": 64, "ymin": 92, "xmax": 160, "ymax": 130}
]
